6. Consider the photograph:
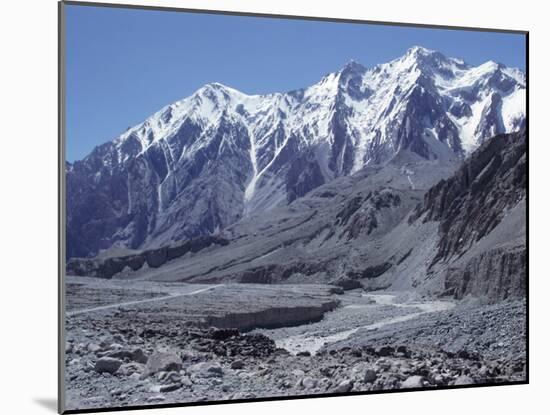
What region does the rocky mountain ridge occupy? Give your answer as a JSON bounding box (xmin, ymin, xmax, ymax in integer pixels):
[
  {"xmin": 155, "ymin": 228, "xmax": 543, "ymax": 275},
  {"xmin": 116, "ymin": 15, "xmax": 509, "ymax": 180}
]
[{"xmin": 67, "ymin": 46, "xmax": 525, "ymax": 259}]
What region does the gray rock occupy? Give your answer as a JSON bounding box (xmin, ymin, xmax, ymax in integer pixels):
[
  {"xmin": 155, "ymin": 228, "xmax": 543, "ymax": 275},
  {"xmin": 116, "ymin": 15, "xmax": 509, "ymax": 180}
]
[
  {"xmin": 302, "ymin": 377, "xmax": 318, "ymax": 389},
  {"xmin": 158, "ymin": 371, "xmax": 182, "ymax": 384},
  {"xmin": 478, "ymin": 366, "xmax": 489, "ymax": 378},
  {"xmin": 117, "ymin": 362, "xmax": 144, "ymax": 376},
  {"xmin": 231, "ymin": 392, "xmax": 257, "ymax": 400},
  {"xmin": 113, "ymin": 333, "xmax": 126, "ymax": 343},
  {"xmin": 188, "ymin": 361, "xmax": 223, "ymax": 378},
  {"xmin": 396, "ymin": 345, "xmax": 409, "ymax": 356},
  {"xmin": 94, "ymin": 357, "xmax": 122, "ymax": 374},
  {"xmin": 87, "ymin": 343, "xmax": 101, "ymax": 353},
  {"xmin": 454, "ymin": 375, "xmax": 475, "ymax": 385},
  {"xmin": 131, "ymin": 348, "xmax": 148, "ymax": 364},
  {"xmin": 364, "ymin": 369, "xmax": 377, "ymax": 383},
  {"xmin": 377, "ymin": 346, "xmax": 394, "ymax": 356},
  {"xmin": 333, "ymin": 380, "xmax": 354, "ymax": 393},
  {"xmin": 432, "ymin": 374, "xmax": 445, "ymax": 385},
  {"xmin": 68, "ymin": 358, "xmax": 80, "ymax": 367},
  {"xmin": 142, "ymin": 351, "xmax": 182, "ymax": 378},
  {"xmin": 146, "ymin": 395, "xmax": 165, "ymax": 403},
  {"xmin": 350, "ymin": 362, "xmax": 368, "ymax": 378},
  {"xmin": 401, "ymin": 375, "xmax": 424, "ymax": 389},
  {"xmin": 106, "ymin": 350, "xmax": 133, "ymax": 360},
  {"xmin": 160, "ymin": 383, "xmax": 183, "ymax": 393},
  {"xmin": 231, "ymin": 360, "xmax": 245, "ymax": 370},
  {"xmin": 374, "ymin": 358, "xmax": 392, "ymax": 371}
]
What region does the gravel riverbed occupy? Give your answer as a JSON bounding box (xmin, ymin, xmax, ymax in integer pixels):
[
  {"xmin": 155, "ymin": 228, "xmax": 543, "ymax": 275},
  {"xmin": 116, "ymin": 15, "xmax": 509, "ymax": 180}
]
[{"xmin": 64, "ymin": 279, "xmax": 526, "ymax": 411}]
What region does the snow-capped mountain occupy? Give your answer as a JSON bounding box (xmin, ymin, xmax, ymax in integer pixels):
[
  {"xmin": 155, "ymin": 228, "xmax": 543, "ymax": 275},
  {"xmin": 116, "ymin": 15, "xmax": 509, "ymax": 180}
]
[{"xmin": 67, "ymin": 46, "xmax": 526, "ymax": 259}]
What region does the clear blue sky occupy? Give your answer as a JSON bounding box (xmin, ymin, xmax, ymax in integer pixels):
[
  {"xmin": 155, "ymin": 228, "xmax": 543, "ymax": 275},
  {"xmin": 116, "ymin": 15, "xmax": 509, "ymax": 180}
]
[{"xmin": 65, "ymin": 4, "xmax": 526, "ymax": 162}]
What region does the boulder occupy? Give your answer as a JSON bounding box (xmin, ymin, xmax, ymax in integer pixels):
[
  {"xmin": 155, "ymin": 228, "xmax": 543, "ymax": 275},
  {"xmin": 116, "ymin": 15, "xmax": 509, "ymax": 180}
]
[
  {"xmin": 106, "ymin": 350, "xmax": 133, "ymax": 360},
  {"xmin": 94, "ymin": 357, "xmax": 122, "ymax": 374},
  {"xmin": 364, "ymin": 369, "xmax": 378, "ymax": 384},
  {"xmin": 333, "ymin": 380, "xmax": 354, "ymax": 393},
  {"xmin": 112, "ymin": 333, "xmax": 126, "ymax": 343},
  {"xmin": 292, "ymin": 369, "xmax": 305, "ymax": 377},
  {"xmin": 87, "ymin": 343, "xmax": 101, "ymax": 353},
  {"xmin": 231, "ymin": 392, "xmax": 257, "ymax": 400},
  {"xmin": 131, "ymin": 348, "xmax": 148, "ymax": 364},
  {"xmin": 454, "ymin": 375, "xmax": 475, "ymax": 385},
  {"xmin": 230, "ymin": 360, "xmax": 245, "ymax": 370},
  {"xmin": 396, "ymin": 345, "xmax": 409, "ymax": 356},
  {"xmin": 146, "ymin": 395, "xmax": 165, "ymax": 403},
  {"xmin": 376, "ymin": 345, "xmax": 394, "ymax": 356},
  {"xmin": 160, "ymin": 383, "xmax": 183, "ymax": 393},
  {"xmin": 117, "ymin": 362, "xmax": 144, "ymax": 376},
  {"xmin": 188, "ymin": 361, "xmax": 224, "ymax": 378},
  {"xmin": 158, "ymin": 371, "xmax": 182, "ymax": 385},
  {"xmin": 401, "ymin": 375, "xmax": 424, "ymax": 389},
  {"xmin": 142, "ymin": 351, "xmax": 182, "ymax": 378},
  {"xmin": 302, "ymin": 377, "xmax": 318, "ymax": 389}
]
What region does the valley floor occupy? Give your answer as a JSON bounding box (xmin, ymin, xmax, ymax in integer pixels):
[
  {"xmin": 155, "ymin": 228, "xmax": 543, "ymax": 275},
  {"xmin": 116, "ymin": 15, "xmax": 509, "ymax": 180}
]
[{"xmin": 63, "ymin": 278, "xmax": 526, "ymax": 411}]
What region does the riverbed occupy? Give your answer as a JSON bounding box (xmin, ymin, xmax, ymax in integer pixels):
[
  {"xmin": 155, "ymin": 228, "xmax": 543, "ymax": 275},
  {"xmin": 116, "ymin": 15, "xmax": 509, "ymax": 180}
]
[{"xmin": 256, "ymin": 291, "xmax": 455, "ymax": 355}]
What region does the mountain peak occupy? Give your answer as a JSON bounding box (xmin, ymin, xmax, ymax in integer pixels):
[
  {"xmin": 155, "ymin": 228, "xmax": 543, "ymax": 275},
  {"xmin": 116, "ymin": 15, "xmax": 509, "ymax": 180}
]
[
  {"xmin": 395, "ymin": 45, "xmax": 472, "ymax": 74},
  {"xmin": 190, "ymin": 82, "xmax": 246, "ymax": 110},
  {"xmin": 196, "ymin": 82, "xmax": 232, "ymax": 95},
  {"xmin": 341, "ymin": 59, "xmax": 367, "ymax": 72},
  {"xmin": 403, "ymin": 45, "xmax": 448, "ymax": 65},
  {"xmin": 479, "ymin": 60, "xmax": 503, "ymax": 71},
  {"xmin": 406, "ymin": 45, "xmax": 438, "ymax": 56},
  {"xmin": 205, "ymin": 81, "xmax": 229, "ymax": 89}
]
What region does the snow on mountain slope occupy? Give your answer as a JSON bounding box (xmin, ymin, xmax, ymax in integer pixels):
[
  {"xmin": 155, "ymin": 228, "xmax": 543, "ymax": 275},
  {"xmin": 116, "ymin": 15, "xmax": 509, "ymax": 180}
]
[
  {"xmin": 109, "ymin": 46, "xmax": 525, "ymax": 197},
  {"xmin": 67, "ymin": 46, "xmax": 525, "ymax": 259}
]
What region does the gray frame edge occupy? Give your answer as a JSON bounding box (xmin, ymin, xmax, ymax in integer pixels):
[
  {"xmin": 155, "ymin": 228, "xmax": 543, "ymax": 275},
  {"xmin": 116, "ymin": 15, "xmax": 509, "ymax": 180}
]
[
  {"xmin": 58, "ymin": 1, "xmax": 67, "ymax": 413},
  {"xmin": 56, "ymin": 2, "xmax": 529, "ymax": 414},
  {"xmin": 61, "ymin": 0, "xmax": 528, "ymax": 34}
]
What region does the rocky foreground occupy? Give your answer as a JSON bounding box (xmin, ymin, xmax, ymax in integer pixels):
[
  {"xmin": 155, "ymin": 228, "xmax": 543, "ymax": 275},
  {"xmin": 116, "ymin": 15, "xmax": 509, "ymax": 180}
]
[{"xmin": 64, "ymin": 279, "xmax": 526, "ymax": 411}]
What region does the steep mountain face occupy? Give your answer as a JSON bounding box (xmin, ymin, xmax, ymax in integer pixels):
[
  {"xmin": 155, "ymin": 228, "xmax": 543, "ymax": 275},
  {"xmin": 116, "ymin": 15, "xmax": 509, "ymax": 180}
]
[
  {"xmin": 411, "ymin": 131, "xmax": 527, "ymax": 301},
  {"xmin": 67, "ymin": 46, "xmax": 526, "ymax": 259},
  {"xmin": 412, "ymin": 131, "xmax": 526, "ymax": 265}
]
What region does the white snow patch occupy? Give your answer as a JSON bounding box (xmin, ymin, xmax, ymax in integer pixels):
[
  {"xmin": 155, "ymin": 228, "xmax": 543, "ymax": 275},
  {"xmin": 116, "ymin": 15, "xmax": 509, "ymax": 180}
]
[
  {"xmin": 244, "ymin": 126, "xmax": 259, "ymax": 209},
  {"xmin": 501, "ymin": 88, "xmax": 526, "ymax": 131}
]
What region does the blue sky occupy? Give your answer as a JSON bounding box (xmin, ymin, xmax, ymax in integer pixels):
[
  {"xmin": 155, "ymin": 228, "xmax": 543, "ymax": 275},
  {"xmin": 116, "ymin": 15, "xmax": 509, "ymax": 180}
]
[{"xmin": 65, "ymin": 4, "xmax": 526, "ymax": 161}]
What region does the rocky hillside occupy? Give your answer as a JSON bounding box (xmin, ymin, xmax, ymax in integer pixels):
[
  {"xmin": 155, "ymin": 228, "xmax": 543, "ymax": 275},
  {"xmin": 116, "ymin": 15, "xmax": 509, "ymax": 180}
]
[
  {"xmin": 67, "ymin": 46, "xmax": 525, "ymax": 259},
  {"xmin": 412, "ymin": 131, "xmax": 526, "ymax": 263},
  {"xmin": 412, "ymin": 131, "xmax": 527, "ymax": 301},
  {"xmin": 70, "ymin": 158, "xmax": 442, "ymax": 292},
  {"xmin": 66, "ymin": 235, "xmax": 229, "ymax": 279}
]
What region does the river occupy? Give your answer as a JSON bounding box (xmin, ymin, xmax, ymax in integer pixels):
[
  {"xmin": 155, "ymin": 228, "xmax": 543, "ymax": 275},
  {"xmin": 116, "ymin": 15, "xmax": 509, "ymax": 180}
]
[{"xmin": 259, "ymin": 292, "xmax": 455, "ymax": 356}]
